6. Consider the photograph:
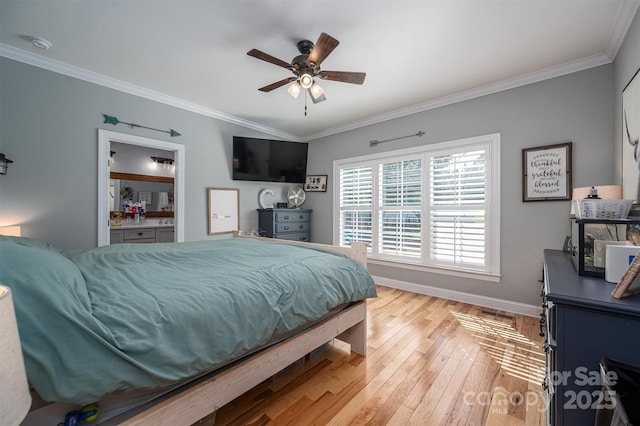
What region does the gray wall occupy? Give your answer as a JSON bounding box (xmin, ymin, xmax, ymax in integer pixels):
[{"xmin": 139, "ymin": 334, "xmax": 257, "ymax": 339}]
[
  {"xmin": 0, "ymin": 58, "xmax": 298, "ymax": 249},
  {"xmin": 614, "ymin": 9, "xmax": 640, "ymax": 183},
  {"xmin": 0, "ymin": 33, "xmax": 632, "ymax": 306},
  {"xmin": 305, "ymin": 65, "xmax": 615, "ymax": 306}
]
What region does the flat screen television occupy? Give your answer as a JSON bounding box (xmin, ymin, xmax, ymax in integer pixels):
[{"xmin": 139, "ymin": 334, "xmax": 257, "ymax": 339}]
[{"xmin": 232, "ymin": 136, "xmax": 308, "ymax": 183}]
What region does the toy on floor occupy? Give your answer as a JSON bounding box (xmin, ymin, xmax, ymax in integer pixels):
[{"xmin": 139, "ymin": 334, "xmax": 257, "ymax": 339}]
[{"xmin": 59, "ymin": 403, "xmax": 99, "ymax": 426}]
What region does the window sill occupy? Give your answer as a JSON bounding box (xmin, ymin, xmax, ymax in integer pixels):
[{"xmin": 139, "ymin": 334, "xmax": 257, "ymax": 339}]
[{"xmin": 367, "ymin": 257, "xmax": 502, "ymax": 283}]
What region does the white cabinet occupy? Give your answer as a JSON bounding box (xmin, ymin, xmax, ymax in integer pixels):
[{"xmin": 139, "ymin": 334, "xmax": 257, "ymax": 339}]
[{"xmin": 110, "ymin": 226, "xmax": 174, "ymax": 244}]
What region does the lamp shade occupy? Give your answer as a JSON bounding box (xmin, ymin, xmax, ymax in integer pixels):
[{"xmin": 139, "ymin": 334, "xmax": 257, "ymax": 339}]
[
  {"xmin": 0, "ymin": 286, "xmax": 31, "ymax": 425},
  {"xmin": 0, "ymin": 226, "xmax": 21, "ymax": 237},
  {"xmin": 309, "ymin": 82, "xmax": 324, "ymax": 100},
  {"xmin": 571, "ymin": 185, "xmax": 622, "ymax": 215},
  {"xmin": 287, "ymin": 82, "xmax": 301, "ymax": 98},
  {"xmin": 572, "ymin": 185, "xmax": 622, "ymax": 200},
  {"xmin": 299, "ymin": 73, "xmax": 313, "ymax": 89}
]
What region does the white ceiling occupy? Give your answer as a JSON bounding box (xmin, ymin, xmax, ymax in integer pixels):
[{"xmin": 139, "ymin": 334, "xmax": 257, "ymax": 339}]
[{"xmin": 1, "ymin": 1, "xmax": 638, "ymax": 141}]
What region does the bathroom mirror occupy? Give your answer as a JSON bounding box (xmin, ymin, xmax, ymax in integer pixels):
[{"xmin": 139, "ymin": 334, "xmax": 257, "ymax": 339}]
[{"xmin": 110, "ymin": 172, "xmax": 174, "ymax": 217}]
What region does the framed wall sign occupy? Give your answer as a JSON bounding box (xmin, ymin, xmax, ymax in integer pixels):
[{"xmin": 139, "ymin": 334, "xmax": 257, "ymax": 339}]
[
  {"xmin": 138, "ymin": 191, "xmax": 152, "ymax": 206},
  {"xmin": 622, "ymin": 68, "xmax": 640, "ymax": 202},
  {"xmin": 522, "ymin": 142, "xmax": 572, "ymax": 202},
  {"xmin": 207, "ymin": 187, "xmax": 239, "ymax": 235},
  {"xmin": 304, "ymin": 175, "xmax": 328, "ymax": 192}
]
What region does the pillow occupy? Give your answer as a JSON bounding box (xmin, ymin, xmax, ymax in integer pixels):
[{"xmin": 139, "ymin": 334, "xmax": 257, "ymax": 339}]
[
  {"xmin": 0, "ymin": 235, "xmax": 62, "ymax": 253},
  {"xmin": 0, "ymin": 236, "xmax": 91, "ymax": 310},
  {"xmin": 0, "ymin": 237, "xmax": 120, "ymax": 403}
]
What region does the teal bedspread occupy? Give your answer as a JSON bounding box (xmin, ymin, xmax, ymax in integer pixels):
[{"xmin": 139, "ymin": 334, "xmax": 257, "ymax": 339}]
[{"xmin": 0, "ymin": 236, "xmax": 376, "ymax": 404}]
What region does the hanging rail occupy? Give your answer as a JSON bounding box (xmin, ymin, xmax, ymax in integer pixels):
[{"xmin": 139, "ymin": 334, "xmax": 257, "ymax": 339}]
[
  {"xmin": 103, "ymin": 114, "xmax": 181, "ymax": 137},
  {"xmin": 369, "ymin": 131, "xmax": 425, "ymax": 147}
]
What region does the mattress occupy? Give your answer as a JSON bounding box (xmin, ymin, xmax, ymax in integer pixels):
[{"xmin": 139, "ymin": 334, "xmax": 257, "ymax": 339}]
[
  {"xmin": 0, "ymin": 236, "xmax": 376, "ymax": 406},
  {"xmin": 22, "ymin": 302, "xmax": 354, "ymax": 425}
]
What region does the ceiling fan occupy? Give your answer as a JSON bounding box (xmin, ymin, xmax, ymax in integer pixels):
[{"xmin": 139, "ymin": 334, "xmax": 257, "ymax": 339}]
[{"xmin": 247, "ymin": 32, "xmax": 366, "ymax": 104}]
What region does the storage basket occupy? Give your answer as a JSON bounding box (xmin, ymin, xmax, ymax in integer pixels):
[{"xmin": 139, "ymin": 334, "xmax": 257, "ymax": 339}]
[{"xmin": 573, "ymin": 199, "xmax": 633, "ymax": 219}]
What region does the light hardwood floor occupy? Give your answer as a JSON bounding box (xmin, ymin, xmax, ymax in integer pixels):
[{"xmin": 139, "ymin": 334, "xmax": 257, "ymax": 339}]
[{"xmin": 202, "ymin": 286, "xmax": 546, "ymax": 426}]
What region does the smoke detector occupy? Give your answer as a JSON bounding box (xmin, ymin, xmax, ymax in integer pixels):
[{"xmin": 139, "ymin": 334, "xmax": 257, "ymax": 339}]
[{"xmin": 30, "ymin": 37, "xmax": 52, "ymax": 50}]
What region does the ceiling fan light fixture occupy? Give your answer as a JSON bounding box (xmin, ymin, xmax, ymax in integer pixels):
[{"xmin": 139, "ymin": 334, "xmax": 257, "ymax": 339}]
[
  {"xmin": 299, "ymin": 73, "xmax": 313, "ymax": 89},
  {"xmin": 288, "ymin": 82, "xmax": 301, "ymax": 98},
  {"xmin": 247, "ymin": 33, "xmax": 366, "ymax": 105},
  {"xmin": 310, "ymin": 82, "xmax": 324, "ymax": 100}
]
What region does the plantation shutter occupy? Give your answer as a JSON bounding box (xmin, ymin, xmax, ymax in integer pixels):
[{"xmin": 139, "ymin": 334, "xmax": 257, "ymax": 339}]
[
  {"xmin": 339, "ymin": 165, "xmax": 373, "ymax": 249},
  {"xmin": 378, "ymin": 158, "xmax": 422, "ymax": 259},
  {"xmin": 335, "ymin": 133, "xmax": 498, "ymax": 276},
  {"xmin": 429, "ymin": 149, "xmax": 487, "ymax": 269}
]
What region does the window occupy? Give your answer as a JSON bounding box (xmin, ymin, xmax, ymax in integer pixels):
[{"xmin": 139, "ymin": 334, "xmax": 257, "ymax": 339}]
[
  {"xmin": 334, "ymin": 133, "xmax": 500, "ymax": 276},
  {"xmin": 339, "ymin": 165, "xmax": 373, "ymax": 247},
  {"xmin": 378, "ymin": 158, "xmax": 422, "ymax": 259}
]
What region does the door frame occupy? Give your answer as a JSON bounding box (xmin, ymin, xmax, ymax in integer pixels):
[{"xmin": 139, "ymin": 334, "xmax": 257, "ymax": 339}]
[{"xmin": 97, "ymin": 129, "xmax": 185, "ymax": 246}]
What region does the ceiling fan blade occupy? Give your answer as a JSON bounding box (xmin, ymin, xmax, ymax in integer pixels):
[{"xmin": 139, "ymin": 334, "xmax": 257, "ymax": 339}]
[
  {"xmin": 258, "ymin": 77, "xmax": 295, "ymax": 92},
  {"xmin": 307, "ymin": 33, "xmax": 339, "ymax": 67},
  {"xmin": 320, "ymin": 71, "xmax": 366, "ymax": 85},
  {"xmin": 247, "ymin": 49, "xmax": 291, "ymax": 69},
  {"xmin": 309, "ymin": 89, "xmax": 326, "ymax": 104}
]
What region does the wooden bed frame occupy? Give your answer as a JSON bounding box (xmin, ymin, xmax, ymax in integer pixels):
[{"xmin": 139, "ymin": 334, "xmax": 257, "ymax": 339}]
[{"xmin": 105, "ymin": 235, "xmax": 370, "ymax": 425}]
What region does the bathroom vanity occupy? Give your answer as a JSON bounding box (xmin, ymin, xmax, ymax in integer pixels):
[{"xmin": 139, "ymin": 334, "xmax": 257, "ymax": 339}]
[
  {"xmin": 110, "ymin": 221, "xmax": 175, "ymax": 244},
  {"xmin": 109, "ymin": 171, "xmax": 175, "ymax": 244}
]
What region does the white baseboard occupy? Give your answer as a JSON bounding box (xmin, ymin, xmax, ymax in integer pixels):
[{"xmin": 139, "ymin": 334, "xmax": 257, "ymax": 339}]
[{"xmin": 372, "ymin": 275, "xmax": 542, "ymax": 318}]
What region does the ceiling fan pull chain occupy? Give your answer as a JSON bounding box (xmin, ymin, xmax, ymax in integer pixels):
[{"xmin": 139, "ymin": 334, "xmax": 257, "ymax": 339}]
[{"xmin": 304, "ymin": 91, "xmax": 308, "ymax": 116}]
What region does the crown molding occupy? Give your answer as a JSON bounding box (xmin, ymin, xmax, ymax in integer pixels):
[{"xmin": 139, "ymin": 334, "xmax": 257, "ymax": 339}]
[
  {"xmin": 303, "ymin": 2, "xmax": 639, "ymax": 141},
  {"xmin": 302, "ymin": 53, "xmax": 613, "ymax": 141},
  {"xmin": 605, "ymin": 1, "xmax": 640, "ymax": 60},
  {"xmin": 0, "ymin": 43, "xmax": 299, "ymax": 142},
  {"xmin": 0, "ymin": 40, "xmax": 620, "ymax": 143}
]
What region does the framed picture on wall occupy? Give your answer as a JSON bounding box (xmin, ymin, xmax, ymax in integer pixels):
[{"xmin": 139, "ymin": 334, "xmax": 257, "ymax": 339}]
[
  {"xmin": 305, "ymin": 175, "xmax": 328, "ymax": 192},
  {"xmin": 138, "ymin": 191, "xmax": 152, "ymax": 206},
  {"xmin": 207, "ymin": 188, "xmax": 239, "ymax": 235},
  {"xmin": 622, "ymin": 68, "xmax": 640, "ymax": 202},
  {"xmin": 522, "ymin": 142, "xmax": 572, "ymax": 202}
]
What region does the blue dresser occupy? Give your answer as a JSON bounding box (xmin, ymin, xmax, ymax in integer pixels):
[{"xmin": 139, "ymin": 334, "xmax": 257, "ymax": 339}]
[
  {"xmin": 257, "ymin": 208, "xmax": 312, "ymax": 242},
  {"xmin": 542, "ymin": 249, "xmax": 640, "ymax": 425}
]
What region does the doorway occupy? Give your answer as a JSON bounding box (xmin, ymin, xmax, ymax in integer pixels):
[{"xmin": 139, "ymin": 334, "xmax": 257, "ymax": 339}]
[{"xmin": 97, "ymin": 129, "xmax": 185, "ymax": 246}]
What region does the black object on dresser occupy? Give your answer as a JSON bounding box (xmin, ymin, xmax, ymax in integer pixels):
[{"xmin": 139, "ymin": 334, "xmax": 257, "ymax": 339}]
[
  {"xmin": 542, "ymin": 249, "xmax": 640, "ymax": 425},
  {"xmin": 569, "ymin": 218, "xmax": 640, "ymax": 278},
  {"xmin": 257, "ymin": 208, "xmax": 312, "ymax": 242}
]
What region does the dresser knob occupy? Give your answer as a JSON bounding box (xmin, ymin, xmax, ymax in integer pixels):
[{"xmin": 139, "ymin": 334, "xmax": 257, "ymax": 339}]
[
  {"xmin": 284, "ymin": 226, "xmax": 289, "ymax": 230},
  {"xmin": 284, "ymin": 215, "xmax": 290, "ymax": 220}
]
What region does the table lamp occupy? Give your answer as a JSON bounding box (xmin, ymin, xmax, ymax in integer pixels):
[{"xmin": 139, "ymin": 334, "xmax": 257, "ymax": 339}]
[
  {"xmin": 0, "ymin": 286, "xmax": 31, "ymax": 425},
  {"xmin": 0, "ymin": 226, "xmax": 22, "ymax": 237},
  {"xmin": 570, "ymin": 185, "xmax": 622, "ymax": 216}
]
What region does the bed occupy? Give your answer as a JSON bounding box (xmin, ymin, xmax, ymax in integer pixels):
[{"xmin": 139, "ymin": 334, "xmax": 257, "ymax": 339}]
[{"xmin": 0, "ymin": 233, "xmax": 375, "ymax": 425}]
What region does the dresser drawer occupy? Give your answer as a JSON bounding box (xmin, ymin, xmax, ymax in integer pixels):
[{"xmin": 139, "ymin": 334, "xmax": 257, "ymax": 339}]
[
  {"xmin": 124, "ymin": 228, "xmax": 156, "ymax": 241},
  {"xmin": 275, "ymin": 211, "xmax": 310, "ymax": 223},
  {"xmin": 276, "ymin": 222, "xmax": 310, "ymax": 233},
  {"xmin": 275, "ymin": 232, "xmax": 310, "ymax": 242},
  {"xmin": 126, "ymin": 238, "xmax": 157, "ymax": 244}
]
